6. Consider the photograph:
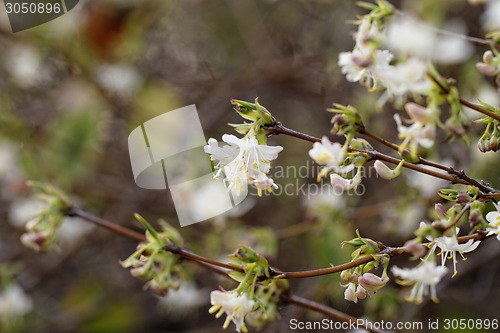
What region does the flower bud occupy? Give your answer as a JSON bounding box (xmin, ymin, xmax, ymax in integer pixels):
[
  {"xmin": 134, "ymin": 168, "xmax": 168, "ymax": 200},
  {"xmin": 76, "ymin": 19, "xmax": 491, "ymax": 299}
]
[
  {"xmin": 344, "ymin": 283, "xmax": 357, "ymax": 303},
  {"xmin": 476, "ymin": 62, "xmax": 498, "ymax": 76},
  {"xmin": 330, "ymin": 173, "xmax": 361, "ymax": 191},
  {"xmin": 456, "ymin": 193, "xmax": 471, "ymax": 203},
  {"xmin": 403, "ymin": 240, "xmax": 426, "ymax": 258},
  {"xmin": 340, "ymin": 269, "xmax": 351, "ymax": 281},
  {"xmin": 483, "ymin": 50, "xmax": 494, "ymax": 65},
  {"xmin": 356, "ymin": 285, "xmax": 367, "ymax": 299},
  {"xmin": 358, "ymin": 273, "xmax": 389, "ymax": 293},
  {"xmin": 404, "ymin": 103, "xmax": 433, "ymax": 124},
  {"xmin": 490, "ymin": 136, "xmax": 500, "ymax": 152},
  {"xmin": 374, "ymin": 160, "xmax": 403, "ymax": 180}
]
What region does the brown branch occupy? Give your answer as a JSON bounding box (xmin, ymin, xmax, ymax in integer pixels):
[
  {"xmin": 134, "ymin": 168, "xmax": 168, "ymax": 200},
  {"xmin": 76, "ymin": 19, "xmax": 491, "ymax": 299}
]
[
  {"xmin": 66, "ymin": 206, "xmax": 147, "ymax": 242},
  {"xmin": 428, "ymin": 74, "xmax": 500, "ymax": 122},
  {"xmin": 267, "ymin": 122, "xmax": 470, "ymax": 186},
  {"xmin": 444, "ymin": 204, "xmax": 471, "ymax": 231},
  {"xmin": 359, "ymin": 127, "xmax": 496, "ymax": 193},
  {"xmin": 65, "ymin": 205, "xmax": 379, "ymax": 329},
  {"xmin": 66, "ymin": 205, "xmax": 243, "ymax": 272},
  {"xmin": 280, "ymin": 294, "xmax": 384, "ymax": 333},
  {"xmin": 274, "ymin": 232, "xmax": 490, "ymax": 279}
]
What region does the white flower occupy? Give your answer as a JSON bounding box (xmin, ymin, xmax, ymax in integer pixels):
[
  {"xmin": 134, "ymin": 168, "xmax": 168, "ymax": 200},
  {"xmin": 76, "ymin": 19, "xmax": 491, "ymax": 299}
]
[
  {"xmin": 209, "ymin": 290, "xmax": 254, "ymax": 333},
  {"xmin": 95, "ymin": 64, "xmax": 141, "ymax": 96},
  {"xmin": 355, "ymin": 18, "xmax": 381, "ymax": 52},
  {"xmin": 308, "ymin": 137, "xmax": 354, "ymax": 174},
  {"xmin": 4, "ymin": 45, "xmax": 45, "ymax": 88},
  {"xmin": 339, "ymin": 49, "xmax": 393, "ymax": 89},
  {"xmin": 486, "ymin": 202, "xmax": 500, "ymax": 241},
  {"xmin": 481, "ymin": 0, "xmax": 500, "ymax": 32},
  {"xmin": 343, "ymin": 282, "xmax": 366, "ymax": 303},
  {"xmin": 157, "ymin": 282, "xmax": 208, "ymax": 318},
  {"xmin": 204, "ymin": 134, "xmax": 283, "ymax": 196},
  {"xmin": 339, "ymin": 17, "xmax": 391, "ymax": 88},
  {"xmin": 0, "ymin": 284, "xmax": 33, "ymax": 321},
  {"xmin": 391, "ymin": 260, "xmax": 448, "ymax": 304},
  {"xmin": 432, "ymin": 233, "xmax": 480, "ymax": 277},
  {"xmin": 375, "ymin": 58, "xmax": 432, "ymax": 104},
  {"xmin": 394, "ymin": 113, "xmax": 435, "ymax": 150},
  {"xmin": 385, "ymin": 16, "xmax": 472, "ymax": 65}
]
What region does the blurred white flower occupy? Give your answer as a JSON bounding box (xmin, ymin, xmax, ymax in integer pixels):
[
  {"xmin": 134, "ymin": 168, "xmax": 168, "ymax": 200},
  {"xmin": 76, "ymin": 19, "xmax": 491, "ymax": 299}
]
[
  {"xmin": 209, "ymin": 290, "xmax": 254, "ymax": 333},
  {"xmin": 463, "ymin": 84, "xmax": 500, "ymax": 120},
  {"xmin": 0, "ymin": 284, "xmax": 33, "ymax": 322},
  {"xmin": 302, "ymin": 191, "xmax": 345, "ymax": 211},
  {"xmin": 0, "ymin": 143, "xmax": 23, "ymax": 197},
  {"xmin": 406, "ymin": 168, "xmax": 448, "ymax": 199},
  {"xmin": 392, "ymin": 260, "xmax": 448, "ymax": 303},
  {"xmin": 376, "ymin": 58, "xmax": 432, "ymax": 104},
  {"xmin": 8, "ymin": 198, "xmax": 94, "ymax": 245},
  {"xmin": 157, "ymin": 282, "xmax": 208, "ymax": 318},
  {"xmin": 95, "ymin": 64, "xmax": 141, "ymax": 96},
  {"xmin": 386, "ymin": 16, "xmax": 473, "ymax": 64},
  {"xmin": 481, "ymin": 0, "xmax": 500, "ymax": 32},
  {"xmin": 4, "ymin": 45, "xmax": 44, "ymax": 88}
]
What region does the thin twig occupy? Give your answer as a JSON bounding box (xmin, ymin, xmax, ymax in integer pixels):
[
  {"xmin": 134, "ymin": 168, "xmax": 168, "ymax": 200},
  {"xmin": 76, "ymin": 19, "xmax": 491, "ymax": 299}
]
[
  {"xmin": 65, "ymin": 206, "xmax": 379, "ymax": 329},
  {"xmin": 428, "ymin": 74, "xmax": 500, "ymax": 122},
  {"xmin": 360, "ymin": 127, "xmax": 496, "ymax": 193},
  {"xmin": 280, "ymin": 294, "xmax": 384, "ymax": 333},
  {"xmin": 444, "ymin": 204, "xmax": 471, "ymax": 231},
  {"xmin": 267, "ymin": 122, "xmax": 472, "ymax": 186}
]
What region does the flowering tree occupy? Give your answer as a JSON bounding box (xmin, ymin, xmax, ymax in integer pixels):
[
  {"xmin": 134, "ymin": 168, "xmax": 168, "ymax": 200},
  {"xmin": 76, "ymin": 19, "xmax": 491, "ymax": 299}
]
[{"xmin": 3, "ymin": 0, "xmax": 500, "ymax": 332}]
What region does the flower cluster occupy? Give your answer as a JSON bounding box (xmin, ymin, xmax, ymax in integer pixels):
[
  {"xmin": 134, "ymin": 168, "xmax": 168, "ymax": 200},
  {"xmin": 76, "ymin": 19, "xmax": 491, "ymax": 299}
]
[
  {"xmin": 209, "ymin": 246, "xmax": 288, "ymax": 332},
  {"xmin": 205, "ymin": 99, "xmax": 283, "ymax": 197},
  {"xmin": 340, "ymin": 232, "xmax": 390, "ymax": 303},
  {"xmin": 394, "ymin": 102, "xmax": 438, "ymax": 158},
  {"xmin": 338, "ymin": 14, "xmax": 432, "ymax": 106},
  {"xmin": 120, "ymin": 215, "xmax": 186, "ymax": 296},
  {"xmin": 19, "ymin": 182, "xmax": 71, "ymax": 252},
  {"xmin": 205, "ymin": 134, "xmax": 283, "ymax": 196}
]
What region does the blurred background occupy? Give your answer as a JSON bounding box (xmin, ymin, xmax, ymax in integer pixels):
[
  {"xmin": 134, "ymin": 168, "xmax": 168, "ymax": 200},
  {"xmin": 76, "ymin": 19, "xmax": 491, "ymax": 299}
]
[{"xmin": 1, "ymin": 0, "xmax": 500, "ymax": 332}]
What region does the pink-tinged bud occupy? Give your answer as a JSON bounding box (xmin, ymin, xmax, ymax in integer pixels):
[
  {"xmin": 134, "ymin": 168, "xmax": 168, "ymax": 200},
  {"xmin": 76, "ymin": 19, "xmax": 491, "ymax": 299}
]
[
  {"xmin": 330, "ymin": 173, "xmax": 361, "ymax": 191},
  {"xmin": 374, "ymin": 160, "xmax": 401, "ymax": 180},
  {"xmin": 456, "ymin": 193, "xmax": 471, "ymax": 203},
  {"xmin": 344, "ymin": 284, "xmax": 357, "ymax": 303},
  {"xmin": 356, "ymin": 285, "xmax": 367, "ymax": 299},
  {"xmin": 476, "ymin": 62, "xmax": 498, "ymax": 76},
  {"xmin": 20, "ymin": 233, "xmax": 46, "ymax": 252},
  {"xmin": 358, "ymin": 273, "xmax": 389, "ymax": 293},
  {"xmin": 340, "ymin": 269, "xmax": 351, "ymax": 281},
  {"xmin": 403, "ymin": 240, "xmax": 426, "ymax": 258},
  {"xmin": 469, "ymin": 210, "xmax": 481, "ymax": 227},
  {"xmin": 478, "ymin": 140, "xmax": 487, "ymax": 153},
  {"xmin": 148, "ymin": 280, "xmax": 169, "ymax": 296},
  {"xmin": 435, "ymin": 203, "xmax": 447, "ymax": 219},
  {"xmin": 404, "ymin": 103, "xmax": 433, "ymax": 124},
  {"xmin": 483, "ymin": 50, "xmax": 494, "ymax": 65},
  {"xmin": 490, "ymin": 136, "xmax": 500, "ymax": 152}
]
